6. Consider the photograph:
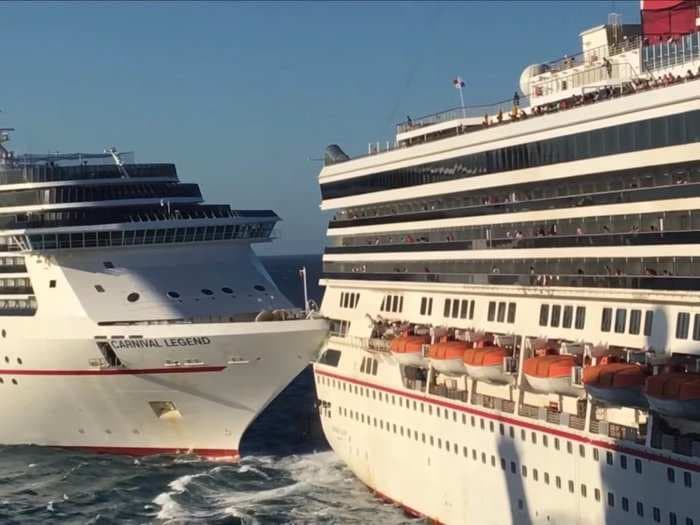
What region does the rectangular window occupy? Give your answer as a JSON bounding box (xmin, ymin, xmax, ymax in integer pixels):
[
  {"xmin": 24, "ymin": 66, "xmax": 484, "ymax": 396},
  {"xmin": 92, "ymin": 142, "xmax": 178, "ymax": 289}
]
[
  {"xmin": 622, "ymin": 497, "xmax": 629, "ymax": 512},
  {"xmin": 629, "ymin": 309, "xmax": 641, "ymax": 335},
  {"xmin": 497, "ymin": 302, "xmax": 506, "ymax": 323},
  {"xmin": 398, "ymin": 296, "xmax": 403, "ymax": 313},
  {"xmin": 693, "ymin": 314, "xmax": 700, "ymax": 341},
  {"xmin": 451, "ymin": 299, "xmax": 459, "ymax": 318},
  {"xmin": 469, "ymin": 300, "xmax": 475, "ymax": 320},
  {"xmin": 676, "ymin": 312, "xmax": 690, "ymax": 339},
  {"xmin": 488, "ymin": 301, "xmax": 496, "ymax": 322},
  {"xmin": 562, "ymin": 305, "xmax": 573, "ymax": 328},
  {"xmin": 614, "ymin": 308, "xmax": 627, "ymax": 333},
  {"xmin": 551, "ymin": 305, "xmax": 561, "ymax": 327},
  {"xmin": 636, "ymin": 501, "xmax": 644, "ymax": 517},
  {"xmin": 601, "ymin": 307, "xmax": 613, "ymax": 332},
  {"xmin": 539, "ymin": 304, "xmax": 549, "ymax": 326},
  {"xmin": 644, "ymin": 310, "xmax": 654, "ymax": 336},
  {"xmin": 575, "ymin": 306, "xmax": 586, "ymax": 329},
  {"xmin": 427, "ymin": 298, "xmax": 433, "ymax": 316},
  {"xmin": 444, "ymin": 299, "xmax": 451, "ymax": 317},
  {"xmin": 420, "ymin": 297, "xmax": 427, "ymax": 315},
  {"xmin": 340, "ymin": 292, "xmax": 345, "ymax": 308},
  {"xmin": 460, "ymin": 299, "xmax": 468, "ymax": 319},
  {"xmin": 507, "ymin": 302, "xmax": 516, "ymax": 323}
]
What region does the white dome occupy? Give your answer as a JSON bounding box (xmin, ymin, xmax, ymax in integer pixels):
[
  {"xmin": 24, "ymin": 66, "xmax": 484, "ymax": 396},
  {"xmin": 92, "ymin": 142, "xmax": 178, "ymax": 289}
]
[{"xmin": 519, "ymin": 63, "xmax": 548, "ymax": 96}]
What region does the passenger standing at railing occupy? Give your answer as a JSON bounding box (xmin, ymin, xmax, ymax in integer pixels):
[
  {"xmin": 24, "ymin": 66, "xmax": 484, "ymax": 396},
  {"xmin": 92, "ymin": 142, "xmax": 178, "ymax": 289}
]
[{"xmin": 513, "ymin": 91, "xmax": 520, "ymax": 108}]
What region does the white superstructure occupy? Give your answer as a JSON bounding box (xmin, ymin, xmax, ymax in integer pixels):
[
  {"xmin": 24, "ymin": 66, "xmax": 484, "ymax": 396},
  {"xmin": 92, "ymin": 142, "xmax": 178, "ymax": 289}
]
[
  {"xmin": 0, "ymin": 130, "xmax": 327, "ymax": 459},
  {"xmin": 314, "ymin": 4, "xmax": 700, "ymax": 524}
]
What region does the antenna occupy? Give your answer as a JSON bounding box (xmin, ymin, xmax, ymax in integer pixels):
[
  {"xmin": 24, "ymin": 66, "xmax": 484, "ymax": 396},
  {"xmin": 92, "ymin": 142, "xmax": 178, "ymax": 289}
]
[
  {"xmin": 104, "ymin": 147, "xmax": 130, "ymax": 178},
  {"xmin": 608, "ymin": 12, "xmax": 622, "ymax": 43}
]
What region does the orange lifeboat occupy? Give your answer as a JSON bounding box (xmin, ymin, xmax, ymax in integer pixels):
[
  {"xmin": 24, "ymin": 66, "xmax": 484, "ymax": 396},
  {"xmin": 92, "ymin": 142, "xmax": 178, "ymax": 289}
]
[
  {"xmin": 427, "ymin": 341, "xmax": 470, "ymax": 374},
  {"xmin": 463, "ymin": 346, "xmax": 512, "ymax": 384},
  {"xmin": 523, "ymin": 354, "xmax": 578, "ymax": 395},
  {"xmin": 583, "ymin": 363, "xmax": 648, "ymax": 408},
  {"xmin": 644, "ymin": 372, "xmax": 700, "ymax": 420},
  {"xmin": 389, "ymin": 335, "xmax": 429, "ymax": 367}
]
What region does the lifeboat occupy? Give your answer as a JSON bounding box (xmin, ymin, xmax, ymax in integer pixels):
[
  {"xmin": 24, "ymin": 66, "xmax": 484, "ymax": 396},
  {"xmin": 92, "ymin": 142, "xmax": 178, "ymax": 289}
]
[
  {"xmin": 583, "ymin": 363, "xmax": 648, "ymax": 408},
  {"xmin": 644, "ymin": 372, "xmax": 700, "ymax": 420},
  {"xmin": 427, "ymin": 341, "xmax": 470, "ymax": 374},
  {"xmin": 389, "ymin": 335, "xmax": 429, "ymax": 367},
  {"xmin": 463, "ymin": 346, "xmax": 512, "ymax": 384},
  {"xmin": 523, "ymin": 354, "xmax": 579, "ymax": 395}
]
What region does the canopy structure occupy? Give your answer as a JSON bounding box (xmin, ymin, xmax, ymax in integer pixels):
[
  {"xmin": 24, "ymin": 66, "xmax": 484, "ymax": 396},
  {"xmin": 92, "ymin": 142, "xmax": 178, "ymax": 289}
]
[{"xmin": 641, "ymin": 0, "xmax": 699, "ymax": 43}]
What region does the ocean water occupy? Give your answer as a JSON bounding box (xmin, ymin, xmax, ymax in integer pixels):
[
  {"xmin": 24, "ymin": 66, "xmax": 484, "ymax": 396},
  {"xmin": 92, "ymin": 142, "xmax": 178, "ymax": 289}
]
[{"xmin": 0, "ymin": 254, "xmax": 413, "ymax": 524}]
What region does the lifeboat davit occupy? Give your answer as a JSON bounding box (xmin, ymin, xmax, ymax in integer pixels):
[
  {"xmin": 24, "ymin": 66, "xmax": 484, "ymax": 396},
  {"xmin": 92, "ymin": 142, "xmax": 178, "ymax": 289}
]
[
  {"xmin": 644, "ymin": 372, "xmax": 700, "ymax": 420},
  {"xmin": 523, "ymin": 354, "xmax": 579, "ymax": 395},
  {"xmin": 463, "ymin": 346, "xmax": 512, "ymax": 384},
  {"xmin": 427, "ymin": 341, "xmax": 470, "ymax": 374},
  {"xmin": 389, "ymin": 335, "xmax": 429, "ymax": 367},
  {"xmin": 583, "ymin": 363, "xmax": 648, "ymax": 408}
]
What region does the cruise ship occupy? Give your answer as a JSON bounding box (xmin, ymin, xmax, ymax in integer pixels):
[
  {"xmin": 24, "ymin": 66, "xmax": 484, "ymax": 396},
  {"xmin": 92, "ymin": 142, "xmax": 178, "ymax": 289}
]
[
  {"xmin": 0, "ymin": 128, "xmax": 327, "ymax": 458},
  {"xmin": 313, "ymin": 1, "xmax": 700, "ymax": 523}
]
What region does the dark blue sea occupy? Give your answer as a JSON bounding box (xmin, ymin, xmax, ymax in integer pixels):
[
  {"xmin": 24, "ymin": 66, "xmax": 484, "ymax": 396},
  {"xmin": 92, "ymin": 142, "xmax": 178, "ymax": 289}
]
[{"xmin": 0, "ymin": 255, "xmax": 412, "ymax": 524}]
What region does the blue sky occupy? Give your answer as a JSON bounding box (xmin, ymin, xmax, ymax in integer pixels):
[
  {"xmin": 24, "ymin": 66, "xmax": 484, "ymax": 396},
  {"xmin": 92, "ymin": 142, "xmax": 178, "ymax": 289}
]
[{"xmin": 0, "ymin": 1, "xmax": 640, "ymax": 254}]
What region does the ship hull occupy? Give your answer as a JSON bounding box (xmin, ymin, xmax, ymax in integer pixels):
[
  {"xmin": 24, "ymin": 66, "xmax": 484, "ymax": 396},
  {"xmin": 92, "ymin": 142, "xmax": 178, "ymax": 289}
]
[{"xmin": 0, "ymin": 318, "xmax": 327, "ymax": 457}]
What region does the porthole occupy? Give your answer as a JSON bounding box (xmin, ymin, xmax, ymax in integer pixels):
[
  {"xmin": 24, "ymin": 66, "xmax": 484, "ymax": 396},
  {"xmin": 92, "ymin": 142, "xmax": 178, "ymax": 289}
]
[
  {"xmin": 221, "ymin": 287, "xmax": 234, "ymax": 294},
  {"xmin": 94, "ymin": 285, "xmax": 105, "ymax": 293},
  {"xmin": 16, "ymin": 358, "xmax": 21, "ymax": 365},
  {"xmin": 3, "ymin": 356, "xmax": 8, "ymax": 363},
  {"xmin": 11, "ymin": 379, "xmax": 17, "ymax": 385},
  {"xmin": 201, "ymin": 289, "xmax": 214, "ymax": 296},
  {"xmin": 127, "ymin": 292, "xmax": 140, "ymax": 303},
  {"xmin": 167, "ymin": 291, "xmax": 180, "ymax": 299},
  {"xmin": 0, "ymin": 378, "xmax": 4, "ymax": 384},
  {"xmin": 2, "ymin": 330, "xmax": 6, "ymax": 338},
  {"xmin": 253, "ymin": 285, "xmax": 266, "ymax": 292}
]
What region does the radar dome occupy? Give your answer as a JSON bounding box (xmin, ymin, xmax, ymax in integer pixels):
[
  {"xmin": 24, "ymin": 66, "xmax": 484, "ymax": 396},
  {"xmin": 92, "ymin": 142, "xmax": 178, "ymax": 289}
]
[{"xmin": 519, "ymin": 64, "xmax": 549, "ymax": 96}]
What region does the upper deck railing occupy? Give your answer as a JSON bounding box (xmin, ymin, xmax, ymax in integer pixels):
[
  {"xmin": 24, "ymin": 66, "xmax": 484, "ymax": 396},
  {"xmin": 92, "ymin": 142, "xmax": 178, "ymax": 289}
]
[
  {"xmin": 642, "ymin": 30, "xmax": 700, "ymax": 71},
  {"xmin": 0, "ymin": 163, "xmax": 177, "ymax": 186}
]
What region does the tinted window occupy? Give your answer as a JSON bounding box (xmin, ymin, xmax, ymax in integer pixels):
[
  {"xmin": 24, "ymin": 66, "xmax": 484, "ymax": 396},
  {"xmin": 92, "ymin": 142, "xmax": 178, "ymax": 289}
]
[
  {"xmin": 575, "ymin": 306, "xmax": 586, "ymax": 329},
  {"xmin": 551, "ymin": 305, "xmax": 561, "ymax": 327},
  {"xmin": 539, "ymin": 304, "xmax": 549, "ymax": 326},
  {"xmin": 614, "ymin": 308, "xmax": 627, "ymax": 333},
  {"xmin": 676, "ymin": 312, "xmax": 690, "ymax": 339},
  {"xmin": 562, "ymin": 305, "xmax": 573, "ymax": 328},
  {"xmin": 629, "ymin": 309, "xmax": 641, "ymax": 334}
]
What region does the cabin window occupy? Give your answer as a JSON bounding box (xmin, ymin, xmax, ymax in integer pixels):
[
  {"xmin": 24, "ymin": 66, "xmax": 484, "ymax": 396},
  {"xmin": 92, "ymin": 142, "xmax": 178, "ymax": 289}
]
[
  {"xmin": 469, "ymin": 300, "xmax": 475, "ymax": 319},
  {"xmin": 49, "ymin": 280, "xmax": 56, "ymax": 288},
  {"xmin": 420, "ymin": 297, "xmax": 427, "ymax": 315},
  {"xmin": 127, "ymin": 292, "xmax": 140, "ymax": 303},
  {"xmin": 562, "ymin": 305, "xmax": 573, "ymax": 328},
  {"xmin": 644, "ymin": 311, "xmax": 654, "ymax": 336},
  {"xmin": 544, "ymin": 472, "xmax": 550, "ymax": 485},
  {"xmin": 667, "ymin": 467, "xmax": 676, "ymax": 483},
  {"xmin": 94, "ymin": 285, "xmax": 105, "ymax": 293},
  {"xmin": 507, "ymin": 302, "xmax": 516, "ymax": 323},
  {"xmin": 629, "ymin": 309, "xmax": 641, "ymax": 335},
  {"xmin": 653, "ymin": 507, "xmax": 661, "ymax": 522},
  {"xmin": 693, "ymin": 315, "xmax": 700, "ymax": 341},
  {"xmin": 601, "ymin": 307, "xmax": 613, "ymax": 332},
  {"xmin": 551, "ymin": 305, "xmax": 561, "ymax": 327},
  {"xmin": 669, "ymin": 512, "xmax": 677, "ymax": 525},
  {"xmin": 451, "ymin": 299, "xmax": 459, "ymax": 318},
  {"xmin": 606, "ymin": 451, "xmax": 613, "ymax": 465},
  {"xmin": 637, "ymin": 502, "xmax": 644, "ymax": 517},
  {"xmin": 614, "ymin": 308, "xmax": 627, "ymax": 333},
  {"xmin": 676, "ymin": 312, "xmax": 690, "ymax": 339},
  {"xmin": 444, "ymin": 299, "xmax": 452, "ymax": 317},
  {"xmin": 635, "ymin": 458, "xmax": 643, "ymax": 473},
  {"xmin": 460, "ymin": 300, "xmax": 468, "ymax": 319},
  {"xmin": 497, "ymin": 302, "xmax": 506, "ymax": 323},
  {"xmin": 622, "ymin": 497, "xmax": 629, "ymax": 512},
  {"xmin": 487, "ymin": 301, "xmax": 496, "ymax": 322},
  {"xmin": 607, "ymin": 492, "xmax": 615, "ymax": 507},
  {"xmin": 594, "ymin": 488, "xmax": 601, "ymax": 501},
  {"xmin": 575, "ymin": 306, "xmax": 586, "ymax": 329},
  {"xmin": 555, "ymin": 476, "xmax": 561, "ymax": 489},
  {"xmin": 620, "ymin": 454, "xmax": 627, "ymax": 469},
  {"xmin": 539, "ymin": 304, "xmax": 549, "ymax": 326},
  {"xmin": 684, "ymin": 471, "xmax": 692, "ymax": 487}
]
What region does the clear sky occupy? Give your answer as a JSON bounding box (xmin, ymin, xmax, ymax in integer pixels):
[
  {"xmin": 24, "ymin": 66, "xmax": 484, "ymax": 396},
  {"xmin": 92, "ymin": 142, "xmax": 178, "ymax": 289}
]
[{"xmin": 0, "ymin": 1, "xmax": 640, "ymax": 254}]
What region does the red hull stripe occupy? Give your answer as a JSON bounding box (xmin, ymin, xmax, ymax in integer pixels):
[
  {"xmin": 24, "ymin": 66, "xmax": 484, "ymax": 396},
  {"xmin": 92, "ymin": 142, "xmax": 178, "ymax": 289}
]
[
  {"xmin": 316, "ymin": 369, "xmax": 700, "ymax": 473},
  {"xmin": 0, "ymin": 366, "xmax": 226, "ymax": 376},
  {"xmin": 60, "ymin": 445, "xmax": 239, "ymax": 458}
]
